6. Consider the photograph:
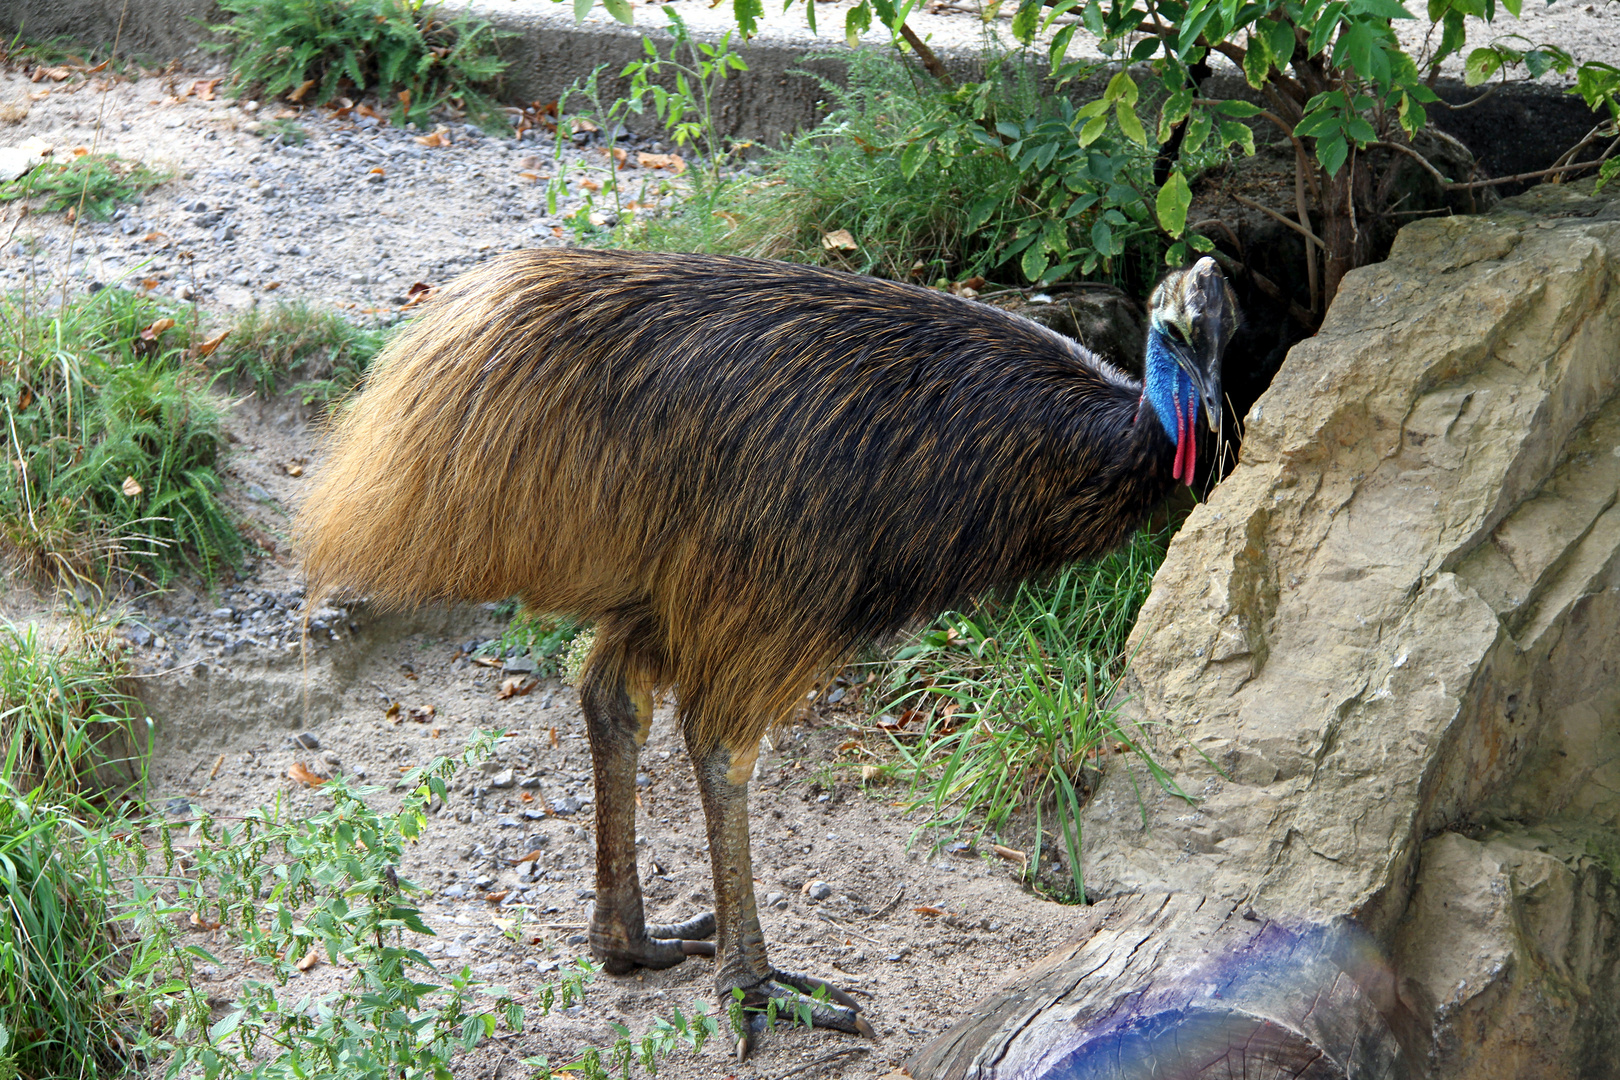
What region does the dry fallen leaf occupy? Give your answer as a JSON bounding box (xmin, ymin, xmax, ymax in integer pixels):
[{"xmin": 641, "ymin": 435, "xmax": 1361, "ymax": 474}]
[
  {"xmin": 190, "ymin": 911, "xmax": 223, "ymax": 931},
  {"xmin": 484, "ymin": 890, "xmax": 510, "ymax": 905},
  {"xmin": 991, "ymin": 843, "xmax": 1028, "ymax": 870},
  {"xmin": 368, "ymin": 166, "xmax": 385, "ymax": 176},
  {"xmin": 572, "ymin": 117, "xmax": 600, "ymax": 133},
  {"xmin": 578, "ymin": 177, "xmax": 602, "ymax": 193},
  {"xmin": 264, "ymin": 281, "xmax": 281, "ymax": 291},
  {"xmin": 408, "ymin": 704, "xmax": 436, "ymax": 722},
  {"xmin": 296, "ymin": 947, "xmax": 321, "ymax": 971},
  {"xmin": 548, "ymin": 726, "xmax": 559, "ymax": 748},
  {"xmin": 189, "ymin": 78, "xmax": 220, "ymax": 101},
  {"xmin": 194, "ymin": 329, "xmax": 230, "ymax": 357},
  {"xmin": 415, "ymin": 125, "xmax": 452, "ymax": 147},
  {"xmin": 139, "ymin": 317, "xmax": 176, "ymax": 341},
  {"xmin": 357, "ymin": 103, "xmax": 382, "ymax": 120},
  {"xmin": 471, "ymin": 655, "xmax": 503, "ymax": 668},
  {"xmin": 284, "ymin": 462, "xmax": 303, "ymax": 477},
  {"xmin": 121, "ymin": 476, "xmax": 143, "ymax": 498},
  {"xmin": 499, "ymin": 676, "xmax": 537, "ymax": 699},
  {"xmin": 822, "ymin": 228, "xmax": 858, "ymax": 251},
  {"xmin": 511, "ymin": 849, "xmax": 543, "ymax": 864},
  {"xmin": 71, "ymin": 146, "xmax": 89, "ymax": 157},
  {"xmin": 637, "ymin": 151, "xmax": 686, "ymax": 174},
  {"xmin": 287, "ymin": 79, "xmax": 316, "ymax": 103},
  {"xmin": 401, "ymin": 281, "xmax": 433, "ymax": 308},
  {"xmin": 27, "ymin": 90, "xmax": 50, "ymax": 101},
  {"xmin": 288, "ymin": 761, "xmax": 327, "ymax": 786},
  {"xmin": 861, "ymin": 764, "xmax": 881, "ymax": 782},
  {"xmin": 209, "ymin": 754, "xmax": 225, "ymax": 780},
  {"xmin": 914, "ymin": 905, "xmax": 946, "ymax": 917}
]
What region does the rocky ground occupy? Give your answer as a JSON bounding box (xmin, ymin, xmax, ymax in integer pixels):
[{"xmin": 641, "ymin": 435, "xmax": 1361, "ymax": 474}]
[{"xmin": 2, "ymin": 61, "xmax": 1091, "ymax": 1080}]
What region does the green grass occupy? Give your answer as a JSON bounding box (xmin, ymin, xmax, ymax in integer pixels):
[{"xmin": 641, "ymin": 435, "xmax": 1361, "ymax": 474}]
[
  {"xmin": 0, "ymin": 153, "xmax": 166, "ymax": 220},
  {"xmin": 481, "ymin": 606, "xmax": 582, "ymax": 680},
  {"xmin": 880, "ymin": 528, "xmax": 1182, "ymax": 901},
  {"xmin": 0, "ymin": 617, "xmax": 146, "ymax": 1080},
  {"xmin": 0, "ymin": 286, "xmax": 242, "ymax": 586},
  {"xmin": 208, "ymin": 301, "xmax": 390, "ymax": 407}
]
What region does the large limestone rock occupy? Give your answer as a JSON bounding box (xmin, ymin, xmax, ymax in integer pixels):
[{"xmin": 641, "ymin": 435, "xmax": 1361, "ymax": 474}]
[{"xmin": 912, "ymin": 184, "xmax": 1620, "ymax": 1078}]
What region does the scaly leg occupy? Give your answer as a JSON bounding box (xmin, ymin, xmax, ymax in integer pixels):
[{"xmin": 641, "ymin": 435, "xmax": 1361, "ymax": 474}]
[
  {"xmin": 583, "ymin": 657, "xmax": 715, "ymax": 973},
  {"xmin": 686, "ymin": 735, "xmax": 874, "ymax": 1057}
]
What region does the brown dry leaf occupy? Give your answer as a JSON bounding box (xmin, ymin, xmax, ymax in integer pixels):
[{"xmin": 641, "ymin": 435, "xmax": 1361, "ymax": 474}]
[
  {"xmin": 141, "ymin": 230, "xmax": 167, "ymax": 242},
  {"xmin": 498, "ymin": 676, "xmax": 537, "ymax": 700},
  {"xmin": 285, "ymin": 462, "xmax": 303, "ymax": 477},
  {"xmin": 484, "ymin": 890, "xmax": 510, "ymax": 905},
  {"xmin": 288, "ymin": 762, "xmax": 327, "ymax": 787},
  {"xmin": 520, "ymin": 791, "xmax": 534, "ymax": 803},
  {"xmin": 138, "ymin": 277, "xmax": 159, "ymax": 291},
  {"xmin": 548, "ymin": 726, "xmax": 559, "ymax": 748},
  {"xmin": 398, "ymin": 89, "xmax": 412, "ymax": 109},
  {"xmin": 415, "ymin": 125, "xmax": 452, "ymax": 148},
  {"xmin": 273, "ymin": 108, "xmax": 300, "ymax": 120},
  {"xmin": 368, "ymin": 166, "xmax": 385, "ymax": 176},
  {"xmin": 913, "ymin": 905, "xmax": 946, "ymax": 917},
  {"xmin": 511, "ymin": 850, "xmax": 542, "ymax": 864},
  {"xmin": 121, "ymin": 476, "xmax": 143, "ymax": 498},
  {"xmin": 637, "ymin": 151, "xmax": 686, "ymax": 174},
  {"xmin": 822, "ymin": 228, "xmax": 858, "ymax": 251},
  {"xmin": 518, "ymin": 154, "xmax": 546, "ymax": 169},
  {"xmin": 572, "ymin": 117, "xmax": 600, "ymax": 133},
  {"xmin": 43, "ymin": 66, "xmax": 72, "ymax": 81},
  {"xmin": 139, "ymin": 317, "xmax": 176, "ymax": 341},
  {"xmin": 194, "ymin": 329, "xmax": 230, "ymax": 357},
  {"xmin": 384, "ymin": 701, "xmax": 402, "ymax": 724},
  {"xmin": 400, "ymin": 281, "xmax": 433, "ymax": 308},
  {"xmin": 607, "ymin": 146, "xmax": 628, "ymax": 168},
  {"xmin": 357, "ymin": 103, "xmax": 383, "ymax": 120},
  {"xmin": 287, "ymin": 79, "xmax": 316, "ymax": 103},
  {"xmin": 408, "ymin": 704, "xmax": 436, "ymax": 723},
  {"xmin": 26, "ymin": 90, "xmax": 50, "ymax": 101},
  {"xmin": 517, "ymin": 171, "xmax": 545, "ymax": 183},
  {"xmin": 296, "ymin": 947, "xmax": 321, "ymax": 971},
  {"xmin": 190, "ymin": 911, "xmax": 223, "ymax": 931},
  {"xmin": 578, "ymin": 177, "xmax": 602, "ymax": 193},
  {"xmin": 71, "ymin": 146, "xmax": 89, "ymax": 157},
  {"xmin": 209, "ymin": 754, "xmax": 225, "ymax": 780},
  {"xmin": 836, "ymin": 738, "xmax": 862, "ymax": 752},
  {"xmin": 861, "ymin": 764, "xmax": 881, "ymax": 782},
  {"xmin": 264, "ymin": 281, "xmax": 281, "ymax": 291},
  {"xmin": 471, "ymin": 655, "xmax": 503, "ymax": 669},
  {"xmin": 17, "ymin": 388, "xmax": 32, "ymax": 410},
  {"xmin": 190, "ymin": 78, "xmax": 220, "ymax": 101}
]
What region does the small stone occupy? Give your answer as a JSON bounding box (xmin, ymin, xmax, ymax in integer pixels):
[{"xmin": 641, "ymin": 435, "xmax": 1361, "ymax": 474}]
[
  {"xmin": 806, "ymin": 880, "xmax": 833, "ymax": 901},
  {"xmin": 212, "ymin": 607, "xmax": 235, "ymax": 621},
  {"xmin": 826, "ymin": 687, "xmax": 846, "ymax": 704},
  {"xmin": 502, "ymin": 655, "xmax": 537, "ymax": 675},
  {"xmin": 552, "ymin": 795, "xmax": 582, "ymax": 815},
  {"xmin": 565, "ymin": 933, "xmax": 588, "ymax": 946},
  {"xmin": 165, "ymin": 797, "xmax": 193, "ymax": 816},
  {"xmin": 635, "ymin": 773, "xmax": 651, "ymax": 788},
  {"xmin": 443, "ymin": 883, "xmax": 468, "ymax": 898},
  {"xmin": 490, "ymin": 768, "xmax": 516, "ymax": 788},
  {"xmin": 290, "ymin": 732, "xmax": 321, "ymax": 750},
  {"xmin": 765, "ymin": 891, "xmax": 787, "ymax": 909},
  {"xmin": 497, "ymin": 815, "xmax": 521, "ymax": 828}
]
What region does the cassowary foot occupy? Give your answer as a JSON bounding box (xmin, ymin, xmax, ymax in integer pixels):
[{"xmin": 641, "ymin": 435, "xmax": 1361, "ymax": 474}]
[
  {"xmin": 592, "ymin": 912, "xmax": 717, "ymax": 975},
  {"xmin": 730, "ymin": 968, "xmax": 876, "ymax": 1059}
]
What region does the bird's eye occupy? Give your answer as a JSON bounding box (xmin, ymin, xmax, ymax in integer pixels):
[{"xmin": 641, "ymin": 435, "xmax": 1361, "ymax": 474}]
[{"xmin": 1164, "ymin": 324, "xmax": 1187, "ymax": 344}]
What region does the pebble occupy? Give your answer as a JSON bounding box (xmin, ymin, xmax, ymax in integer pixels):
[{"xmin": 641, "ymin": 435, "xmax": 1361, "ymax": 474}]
[
  {"xmin": 165, "ymin": 797, "xmax": 193, "ymax": 816},
  {"xmin": 551, "ymin": 795, "xmax": 582, "ymax": 815},
  {"xmin": 443, "ymin": 883, "xmax": 468, "ymax": 898},
  {"xmin": 490, "ymin": 768, "xmax": 516, "ymax": 788},
  {"xmin": 289, "ymin": 732, "xmax": 321, "ymax": 750},
  {"xmin": 805, "ymin": 880, "xmax": 833, "ymax": 901}
]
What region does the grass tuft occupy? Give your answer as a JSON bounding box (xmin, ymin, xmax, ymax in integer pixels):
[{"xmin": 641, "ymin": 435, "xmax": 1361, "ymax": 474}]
[
  {"xmin": 208, "ymin": 301, "xmax": 390, "ymax": 406},
  {"xmin": 0, "ymin": 286, "xmax": 242, "ymax": 586},
  {"xmin": 0, "ymin": 153, "xmax": 166, "ymax": 220},
  {"xmin": 881, "ymin": 528, "xmax": 1180, "ymax": 901}
]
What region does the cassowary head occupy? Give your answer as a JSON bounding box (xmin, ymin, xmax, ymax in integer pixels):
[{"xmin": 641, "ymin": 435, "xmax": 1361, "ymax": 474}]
[{"xmin": 1143, "ymin": 256, "xmax": 1240, "ymax": 486}]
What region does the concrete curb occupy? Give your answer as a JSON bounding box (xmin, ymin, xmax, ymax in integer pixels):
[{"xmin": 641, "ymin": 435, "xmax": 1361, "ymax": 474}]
[{"xmin": 0, "ymin": 0, "xmax": 1606, "ymax": 177}]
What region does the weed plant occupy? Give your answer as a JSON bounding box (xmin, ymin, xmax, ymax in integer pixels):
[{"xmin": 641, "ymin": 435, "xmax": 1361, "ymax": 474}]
[
  {"xmin": 208, "ymin": 0, "xmax": 511, "ymax": 132},
  {"xmin": 882, "ymin": 528, "xmax": 1181, "ymax": 900},
  {"xmin": 209, "ymin": 301, "xmax": 390, "ymax": 407},
  {"xmin": 0, "ymin": 152, "xmax": 165, "ymax": 220},
  {"xmin": 0, "ymin": 286, "xmax": 242, "ymax": 585},
  {"xmin": 482, "ymin": 606, "xmax": 581, "ymax": 680}
]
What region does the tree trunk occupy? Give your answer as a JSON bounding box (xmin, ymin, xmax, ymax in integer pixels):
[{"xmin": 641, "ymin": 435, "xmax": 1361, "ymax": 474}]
[{"xmin": 907, "ymin": 892, "xmax": 1415, "ymax": 1080}]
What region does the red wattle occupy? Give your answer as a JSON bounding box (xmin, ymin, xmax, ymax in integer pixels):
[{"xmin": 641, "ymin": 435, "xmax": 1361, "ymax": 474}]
[
  {"xmin": 1171, "ymin": 396, "xmax": 1187, "ymax": 483},
  {"xmin": 1182, "ymin": 407, "xmax": 1198, "ymax": 485}
]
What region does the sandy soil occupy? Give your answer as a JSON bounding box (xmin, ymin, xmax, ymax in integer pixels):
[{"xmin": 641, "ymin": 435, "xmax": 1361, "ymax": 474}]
[{"xmin": 1, "ymin": 61, "xmax": 1090, "ymax": 1080}]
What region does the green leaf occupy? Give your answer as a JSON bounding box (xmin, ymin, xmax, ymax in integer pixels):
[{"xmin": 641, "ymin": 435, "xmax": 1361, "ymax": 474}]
[
  {"xmin": 1268, "ymin": 18, "xmax": 1297, "ymax": 63},
  {"xmin": 1595, "ymin": 156, "xmax": 1620, "ymax": 193},
  {"xmin": 1347, "ymin": 0, "xmax": 1414, "ymax": 16},
  {"xmin": 1104, "ymin": 70, "xmax": 1139, "ymax": 106},
  {"xmin": 844, "ymin": 1, "xmax": 871, "ymax": 45},
  {"xmin": 1316, "ymin": 131, "xmax": 1349, "ymax": 174},
  {"xmin": 1243, "ymin": 32, "xmax": 1273, "ymax": 88},
  {"xmin": 1307, "ymin": 1, "xmax": 1347, "ymax": 56},
  {"xmin": 1012, "ymin": 0, "xmax": 1041, "ymax": 42},
  {"xmin": 1091, "ymin": 217, "xmax": 1119, "ymax": 256},
  {"xmin": 573, "ymin": 0, "xmax": 594, "ymax": 20},
  {"xmin": 1115, "ymin": 101, "xmax": 1147, "ymax": 146},
  {"xmin": 734, "ymin": 0, "xmax": 764, "ymax": 35},
  {"xmin": 1212, "ymin": 99, "xmax": 1263, "ymax": 117},
  {"xmin": 1129, "ymin": 36, "xmax": 1161, "ymax": 61},
  {"xmin": 1218, "ymin": 118, "xmax": 1255, "ymax": 155},
  {"xmin": 1078, "ymin": 114, "xmax": 1108, "ymax": 146},
  {"xmin": 1464, "ymin": 46, "xmax": 1502, "ymax": 85},
  {"xmin": 1188, "ymin": 232, "xmax": 1216, "ymax": 252},
  {"xmin": 1293, "ymin": 108, "xmax": 1341, "ymax": 140},
  {"xmin": 900, "ymin": 137, "xmax": 930, "ymax": 179},
  {"xmin": 1022, "ymin": 243, "xmax": 1051, "ymax": 283},
  {"xmin": 967, "ymin": 194, "xmax": 1001, "ymax": 231},
  {"xmin": 602, "ymin": 0, "xmax": 634, "ymax": 22},
  {"xmin": 209, "ymin": 1010, "xmax": 245, "ymax": 1044},
  {"xmin": 1344, "ymin": 114, "xmax": 1377, "ymax": 142},
  {"xmin": 1156, "ymin": 168, "xmax": 1191, "ymax": 237}
]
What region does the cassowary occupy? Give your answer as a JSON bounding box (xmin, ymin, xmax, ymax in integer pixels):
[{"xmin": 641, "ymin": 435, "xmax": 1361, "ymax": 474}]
[{"xmin": 296, "ymin": 250, "xmax": 1237, "ymax": 1053}]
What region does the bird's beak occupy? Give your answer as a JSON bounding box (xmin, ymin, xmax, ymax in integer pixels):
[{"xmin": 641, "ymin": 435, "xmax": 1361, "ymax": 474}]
[{"xmin": 1166, "ymin": 339, "xmax": 1223, "ymax": 435}]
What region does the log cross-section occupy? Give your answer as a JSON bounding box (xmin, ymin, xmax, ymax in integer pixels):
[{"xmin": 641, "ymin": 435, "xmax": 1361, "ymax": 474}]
[{"xmin": 907, "ymin": 892, "xmax": 1414, "ymax": 1080}]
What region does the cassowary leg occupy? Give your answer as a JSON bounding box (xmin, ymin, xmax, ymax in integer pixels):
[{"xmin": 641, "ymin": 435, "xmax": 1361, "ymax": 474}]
[
  {"xmin": 687, "ymin": 736, "xmax": 874, "ymax": 1058},
  {"xmin": 583, "ymin": 661, "xmax": 715, "ymax": 973}
]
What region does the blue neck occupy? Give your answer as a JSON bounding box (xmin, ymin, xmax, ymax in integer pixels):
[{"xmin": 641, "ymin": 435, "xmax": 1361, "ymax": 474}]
[{"xmin": 1143, "ymin": 329, "xmax": 1196, "ymax": 446}]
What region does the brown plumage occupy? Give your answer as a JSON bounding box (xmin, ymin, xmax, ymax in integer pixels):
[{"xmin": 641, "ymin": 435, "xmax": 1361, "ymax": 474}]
[{"xmin": 297, "ymin": 248, "xmax": 1235, "ymax": 1050}]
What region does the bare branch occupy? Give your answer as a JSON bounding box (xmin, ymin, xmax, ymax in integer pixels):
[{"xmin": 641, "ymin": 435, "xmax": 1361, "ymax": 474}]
[
  {"xmin": 899, "ymin": 23, "xmax": 953, "ymax": 88},
  {"xmin": 1234, "ymin": 192, "xmax": 1325, "ymax": 248}
]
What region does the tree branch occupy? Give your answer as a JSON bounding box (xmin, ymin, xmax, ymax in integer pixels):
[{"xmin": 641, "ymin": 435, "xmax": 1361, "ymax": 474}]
[
  {"xmin": 899, "ymin": 23, "xmax": 953, "ymax": 88},
  {"xmin": 1233, "ymin": 192, "xmax": 1325, "ymax": 248}
]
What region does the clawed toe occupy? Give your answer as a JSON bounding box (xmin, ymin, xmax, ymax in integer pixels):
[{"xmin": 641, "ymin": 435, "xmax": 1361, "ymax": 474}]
[
  {"xmin": 730, "ymin": 969, "xmax": 875, "ymax": 1059},
  {"xmin": 593, "ymin": 910, "xmax": 718, "ymax": 974}
]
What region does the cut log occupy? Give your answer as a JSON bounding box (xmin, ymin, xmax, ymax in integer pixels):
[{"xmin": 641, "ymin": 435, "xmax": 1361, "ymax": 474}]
[{"xmin": 909, "ymin": 892, "xmax": 1414, "ymax": 1080}]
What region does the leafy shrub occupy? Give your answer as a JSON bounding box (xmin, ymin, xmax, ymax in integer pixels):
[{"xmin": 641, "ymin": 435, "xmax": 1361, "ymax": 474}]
[
  {"xmin": 0, "ymin": 153, "xmax": 165, "ymax": 220},
  {"xmin": 209, "ymin": 0, "xmax": 511, "ymax": 131},
  {"xmin": 0, "ymin": 287, "xmax": 241, "ymax": 585}
]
